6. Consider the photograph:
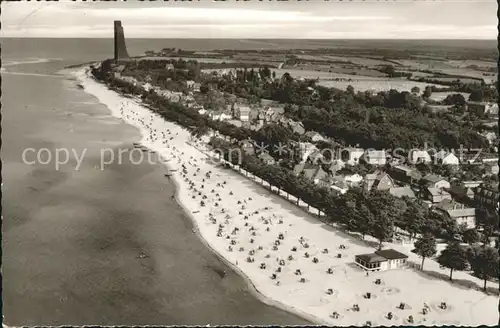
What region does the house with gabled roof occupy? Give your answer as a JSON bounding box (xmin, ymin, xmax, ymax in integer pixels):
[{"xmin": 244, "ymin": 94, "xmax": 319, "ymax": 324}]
[
  {"xmin": 389, "ymin": 165, "xmax": 422, "ymax": 186},
  {"xmin": 302, "ymin": 165, "xmax": 329, "ymax": 184},
  {"xmin": 330, "ymin": 176, "xmax": 350, "ymax": 194},
  {"xmin": 288, "ymin": 121, "xmax": 306, "ymax": 135},
  {"xmin": 433, "ymin": 150, "xmax": 460, "ymax": 165},
  {"xmin": 424, "ymin": 187, "xmax": 452, "ymax": 203},
  {"xmin": 363, "ymin": 171, "xmax": 395, "ymax": 192},
  {"xmin": 433, "ymin": 199, "xmax": 476, "ymax": 229},
  {"xmin": 258, "ymin": 152, "xmax": 276, "ymax": 165},
  {"xmin": 421, "ymin": 174, "xmax": 450, "ymax": 190},
  {"xmin": 304, "ymin": 131, "xmax": 325, "ymax": 142}
]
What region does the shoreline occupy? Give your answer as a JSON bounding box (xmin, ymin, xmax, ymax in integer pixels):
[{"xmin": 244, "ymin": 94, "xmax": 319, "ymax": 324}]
[
  {"xmin": 71, "ymin": 67, "xmax": 320, "ymax": 325},
  {"xmin": 170, "ymin": 168, "xmax": 324, "ymax": 326},
  {"xmin": 72, "ymin": 66, "xmax": 498, "ymax": 326}
]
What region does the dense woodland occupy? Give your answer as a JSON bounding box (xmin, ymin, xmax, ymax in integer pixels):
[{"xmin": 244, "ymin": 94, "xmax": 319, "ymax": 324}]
[{"xmin": 206, "ymin": 67, "xmax": 492, "ymax": 150}]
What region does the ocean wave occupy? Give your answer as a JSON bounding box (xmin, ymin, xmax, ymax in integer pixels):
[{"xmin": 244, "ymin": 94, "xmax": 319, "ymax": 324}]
[
  {"xmin": 2, "ymin": 71, "xmax": 62, "ymax": 78},
  {"xmin": 2, "ymin": 58, "xmax": 63, "ymax": 67}
]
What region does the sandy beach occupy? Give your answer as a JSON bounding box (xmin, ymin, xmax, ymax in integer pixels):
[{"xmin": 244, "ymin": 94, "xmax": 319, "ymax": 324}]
[
  {"xmin": 2, "ymin": 63, "xmax": 309, "ymax": 326},
  {"xmin": 75, "ymin": 67, "xmax": 499, "ymax": 326}
]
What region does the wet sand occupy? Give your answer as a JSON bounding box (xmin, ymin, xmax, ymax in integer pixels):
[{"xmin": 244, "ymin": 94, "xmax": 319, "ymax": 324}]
[{"xmin": 2, "ymin": 71, "xmax": 310, "ymax": 325}]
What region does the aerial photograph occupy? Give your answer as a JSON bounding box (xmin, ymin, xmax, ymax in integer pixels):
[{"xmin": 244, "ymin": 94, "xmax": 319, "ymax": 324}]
[{"xmin": 1, "ymin": 0, "xmax": 498, "ymax": 326}]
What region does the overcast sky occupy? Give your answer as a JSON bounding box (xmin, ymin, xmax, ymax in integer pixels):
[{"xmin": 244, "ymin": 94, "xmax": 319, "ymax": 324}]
[{"xmin": 1, "ymin": 0, "xmax": 496, "ymax": 39}]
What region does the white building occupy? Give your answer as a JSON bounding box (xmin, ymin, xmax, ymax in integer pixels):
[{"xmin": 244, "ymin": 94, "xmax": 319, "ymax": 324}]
[
  {"xmin": 364, "ymin": 150, "xmax": 387, "ymax": 166},
  {"xmin": 354, "ymin": 249, "xmax": 408, "ymax": 272},
  {"xmin": 345, "ymin": 173, "xmax": 363, "ymax": 187},
  {"xmin": 238, "ymin": 106, "xmax": 252, "ymax": 122},
  {"xmin": 209, "ymin": 113, "xmax": 233, "ymax": 121},
  {"xmin": 434, "ymin": 150, "xmax": 460, "ymax": 165}
]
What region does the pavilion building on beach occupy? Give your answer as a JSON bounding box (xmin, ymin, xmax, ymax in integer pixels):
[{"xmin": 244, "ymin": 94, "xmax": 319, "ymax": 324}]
[{"xmin": 354, "ymin": 249, "xmax": 408, "ymax": 272}]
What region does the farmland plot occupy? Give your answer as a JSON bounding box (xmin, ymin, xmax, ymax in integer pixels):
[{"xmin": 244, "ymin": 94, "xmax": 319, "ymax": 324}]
[
  {"xmin": 428, "ymin": 92, "xmax": 471, "ymax": 102},
  {"xmin": 271, "ymin": 68, "xmax": 388, "ymax": 81},
  {"xmin": 318, "ymin": 79, "xmax": 439, "ymax": 93}
]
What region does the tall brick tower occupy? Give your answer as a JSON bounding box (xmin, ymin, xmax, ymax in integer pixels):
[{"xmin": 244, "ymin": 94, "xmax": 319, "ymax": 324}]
[{"xmin": 114, "ymin": 20, "xmax": 129, "ymax": 62}]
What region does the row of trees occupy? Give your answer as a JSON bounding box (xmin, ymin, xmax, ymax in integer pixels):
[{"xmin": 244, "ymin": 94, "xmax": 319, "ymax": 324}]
[
  {"xmin": 413, "ymin": 235, "xmax": 499, "ymax": 291},
  {"xmin": 410, "ymin": 77, "xmax": 498, "ymax": 102},
  {"xmin": 208, "ymin": 134, "xmax": 470, "ymax": 247}
]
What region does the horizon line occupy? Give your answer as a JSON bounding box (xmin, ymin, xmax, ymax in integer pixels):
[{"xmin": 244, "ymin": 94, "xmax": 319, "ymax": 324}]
[{"xmin": 0, "ymin": 37, "xmax": 496, "ymax": 41}]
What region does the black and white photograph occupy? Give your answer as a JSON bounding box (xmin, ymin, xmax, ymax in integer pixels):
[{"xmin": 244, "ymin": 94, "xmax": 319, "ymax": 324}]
[{"xmin": 1, "ymin": 0, "xmax": 499, "ymax": 326}]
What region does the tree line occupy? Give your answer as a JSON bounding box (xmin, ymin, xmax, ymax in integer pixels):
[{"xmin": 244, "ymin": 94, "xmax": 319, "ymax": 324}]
[{"xmin": 414, "ymin": 234, "xmax": 498, "ymax": 291}]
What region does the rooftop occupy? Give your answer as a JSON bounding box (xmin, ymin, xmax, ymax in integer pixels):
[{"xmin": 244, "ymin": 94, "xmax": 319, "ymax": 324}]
[
  {"xmin": 435, "ymin": 199, "xmax": 465, "ymax": 211},
  {"xmin": 447, "ymin": 208, "xmax": 476, "ymax": 218},
  {"xmin": 389, "ymin": 187, "xmax": 416, "ymax": 199},
  {"xmin": 394, "ymin": 165, "xmax": 413, "ymax": 173},
  {"xmin": 375, "ymin": 249, "xmax": 408, "ymax": 260},
  {"xmin": 427, "ymin": 187, "xmax": 451, "ymax": 196},
  {"xmin": 423, "ymin": 173, "xmax": 447, "ymax": 184},
  {"xmin": 355, "ymin": 253, "xmax": 387, "ymax": 263},
  {"xmin": 356, "ymin": 248, "xmax": 408, "ymax": 263},
  {"xmin": 258, "ymin": 152, "xmax": 274, "ymax": 160}
]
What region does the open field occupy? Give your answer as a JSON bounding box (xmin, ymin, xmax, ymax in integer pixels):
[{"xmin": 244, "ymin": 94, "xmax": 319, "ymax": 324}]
[
  {"xmin": 392, "ymin": 59, "xmax": 494, "ymax": 83},
  {"xmin": 398, "ymin": 71, "xmax": 435, "ymax": 78},
  {"xmin": 425, "ymin": 77, "xmax": 482, "ymax": 84},
  {"xmin": 447, "ymin": 59, "xmax": 497, "ymax": 68},
  {"xmin": 271, "ymin": 69, "xmax": 389, "ymax": 81},
  {"xmin": 318, "ymin": 80, "xmax": 439, "ymax": 93},
  {"xmin": 202, "ymin": 67, "xmax": 439, "ymax": 93},
  {"xmin": 323, "ymin": 55, "xmax": 397, "ymax": 67},
  {"xmin": 289, "ymin": 64, "xmax": 387, "ymax": 78},
  {"xmin": 428, "ymin": 92, "xmax": 471, "ymax": 102}
]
